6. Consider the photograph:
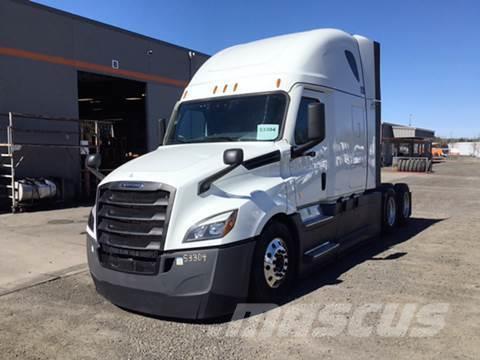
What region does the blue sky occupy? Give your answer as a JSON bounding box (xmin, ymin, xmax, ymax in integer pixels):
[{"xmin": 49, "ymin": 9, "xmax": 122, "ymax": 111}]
[{"xmin": 34, "ymin": 0, "xmax": 480, "ymax": 138}]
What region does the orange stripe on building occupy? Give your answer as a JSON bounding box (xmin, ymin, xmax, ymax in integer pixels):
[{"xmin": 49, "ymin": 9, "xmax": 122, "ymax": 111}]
[{"xmin": 0, "ymin": 46, "xmax": 188, "ymax": 88}]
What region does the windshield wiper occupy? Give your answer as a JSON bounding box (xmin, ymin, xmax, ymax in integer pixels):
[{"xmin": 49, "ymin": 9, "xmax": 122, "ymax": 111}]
[
  {"xmin": 171, "ymin": 135, "xmax": 237, "ymax": 144},
  {"xmin": 203, "ymin": 136, "xmax": 237, "ymax": 142}
]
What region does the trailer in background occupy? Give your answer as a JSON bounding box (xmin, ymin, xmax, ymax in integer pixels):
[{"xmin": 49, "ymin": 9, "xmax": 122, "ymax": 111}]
[{"xmin": 448, "ymin": 142, "xmax": 480, "ymax": 158}]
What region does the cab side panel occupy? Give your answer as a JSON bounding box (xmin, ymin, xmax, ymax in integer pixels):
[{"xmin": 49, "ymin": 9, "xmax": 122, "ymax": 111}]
[
  {"xmin": 354, "ymin": 35, "xmax": 380, "ymax": 190},
  {"xmin": 327, "ymin": 91, "xmax": 367, "ymax": 200}
]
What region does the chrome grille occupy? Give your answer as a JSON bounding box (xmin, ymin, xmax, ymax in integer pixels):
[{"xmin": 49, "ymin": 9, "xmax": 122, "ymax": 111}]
[{"xmin": 95, "ymin": 181, "xmax": 174, "ymax": 275}]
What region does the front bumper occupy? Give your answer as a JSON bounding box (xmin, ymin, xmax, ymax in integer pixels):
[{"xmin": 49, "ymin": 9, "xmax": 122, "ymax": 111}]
[{"xmin": 87, "ymin": 235, "xmax": 255, "ymax": 320}]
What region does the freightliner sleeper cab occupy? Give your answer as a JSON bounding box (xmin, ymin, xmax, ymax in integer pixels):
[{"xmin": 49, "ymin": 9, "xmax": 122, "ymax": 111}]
[{"xmin": 86, "ymin": 29, "xmax": 412, "ymax": 320}]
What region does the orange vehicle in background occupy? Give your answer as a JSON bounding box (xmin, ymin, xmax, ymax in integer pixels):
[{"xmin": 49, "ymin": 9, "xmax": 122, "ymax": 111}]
[
  {"xmin": 432, "ymin": 143, "xmax": 448, "ymax": 160},
  {"xmin": 432, "ymin": 147, "xmax": 444, "ymax": 157}
]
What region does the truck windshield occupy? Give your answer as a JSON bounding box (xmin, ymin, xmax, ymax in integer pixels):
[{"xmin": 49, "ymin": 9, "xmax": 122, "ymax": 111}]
[{"xmin": 165, "ymin": 93, "xmax": 286, "ymax": 144}]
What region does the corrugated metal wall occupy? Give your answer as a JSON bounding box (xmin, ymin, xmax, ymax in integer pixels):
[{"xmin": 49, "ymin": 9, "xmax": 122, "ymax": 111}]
[{"xmin": 0, "ymin": 0, "xmax": 208, "ymax": 201}]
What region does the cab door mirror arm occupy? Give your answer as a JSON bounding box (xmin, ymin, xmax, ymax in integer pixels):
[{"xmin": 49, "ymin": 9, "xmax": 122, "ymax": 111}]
[{"xmin": 291, "ymin": 140, "xmax": 321, "ymax": 159}]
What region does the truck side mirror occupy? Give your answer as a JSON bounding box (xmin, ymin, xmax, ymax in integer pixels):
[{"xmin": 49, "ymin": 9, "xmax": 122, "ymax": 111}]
[
  {"xmin": 86, "ymin": 153, "xmax": 101, "ymax": 169},
  {"xmin": 308, "ymin": 102, "xmax": 325, "ymax": 142},
  {"xmin": 223, "ymin": 148, "xmax": 244, "ymax": 166},
  {"xmin": 158, "ymin": 118, "xmax": 167, "ymax": 145}
]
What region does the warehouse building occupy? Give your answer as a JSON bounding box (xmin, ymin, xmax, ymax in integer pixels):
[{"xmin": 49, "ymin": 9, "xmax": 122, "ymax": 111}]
[
  {"xmin": 0, "ymin": 0, "xmax": 209, "ymax": 210},
  {"xmin": 381, "ymin": 122, "xmax": 435, "ymax": 166}
]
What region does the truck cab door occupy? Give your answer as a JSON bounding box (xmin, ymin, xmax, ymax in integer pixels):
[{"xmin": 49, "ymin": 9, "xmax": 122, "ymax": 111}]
[{"xmin": 289, "ymin": 90, "xmax": 328, "ymax": 208}]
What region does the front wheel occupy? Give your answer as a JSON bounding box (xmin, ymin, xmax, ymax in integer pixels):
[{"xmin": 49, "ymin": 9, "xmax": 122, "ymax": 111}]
[{"xmin": 250, "ymin": 221, "xmax": 296, "ymax": 302}]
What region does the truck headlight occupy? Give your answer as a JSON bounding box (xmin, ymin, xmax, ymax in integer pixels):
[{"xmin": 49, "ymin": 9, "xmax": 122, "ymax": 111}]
[
  {"xmin": 87, "ymin": 207, "xmax": 95, "ymax": 231},
  {"xmin": 184, "ymin": 210, "xmax": 237, "ymax": 242}
]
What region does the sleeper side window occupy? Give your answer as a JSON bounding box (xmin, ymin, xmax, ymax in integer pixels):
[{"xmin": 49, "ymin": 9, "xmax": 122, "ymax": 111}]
[
  {"xmin": 294, "ymin": 97, "xmax": 320, "ymax": 145},
  {"xmin": 345, "ymin": 50, "xmax": 360, "ymax": 82}
]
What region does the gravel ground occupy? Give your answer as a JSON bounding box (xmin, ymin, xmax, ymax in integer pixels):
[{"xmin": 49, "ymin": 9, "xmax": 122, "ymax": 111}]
[{"xmin": 1, "ymin": 158, "xmax": 479, "ymax": 359}]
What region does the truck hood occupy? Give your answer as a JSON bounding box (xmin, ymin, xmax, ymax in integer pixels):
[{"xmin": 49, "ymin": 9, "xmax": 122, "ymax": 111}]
[{"xmin": 100, "ymin": 142, "xmax": 280, "ymax": 187}]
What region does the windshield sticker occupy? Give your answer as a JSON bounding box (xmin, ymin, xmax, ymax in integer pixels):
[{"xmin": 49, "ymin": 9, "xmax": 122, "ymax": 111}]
[{"xmin": 257, "ymin": 124, "xmax": 279, "ymax": 140}]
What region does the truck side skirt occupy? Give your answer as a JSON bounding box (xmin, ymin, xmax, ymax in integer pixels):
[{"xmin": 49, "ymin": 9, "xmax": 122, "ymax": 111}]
[{"xmin": 291, "ymin": 190, "xmax": 382, "ymax": 276}]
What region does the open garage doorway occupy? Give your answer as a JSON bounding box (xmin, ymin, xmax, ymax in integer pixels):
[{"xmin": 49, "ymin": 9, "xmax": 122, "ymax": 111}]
[
  {"xmin": 77, "ymin": 71, "xmax": 147, "ymax": 198},
  {"xmin": 77, "ymin": 71, "xmax": 148, "ymax": 166}
]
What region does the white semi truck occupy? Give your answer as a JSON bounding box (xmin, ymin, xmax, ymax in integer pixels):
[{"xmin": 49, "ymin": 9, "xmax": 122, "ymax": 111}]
[{"xmin": 86, "ymin": 29, "xmax": 412, "ymax": 320}]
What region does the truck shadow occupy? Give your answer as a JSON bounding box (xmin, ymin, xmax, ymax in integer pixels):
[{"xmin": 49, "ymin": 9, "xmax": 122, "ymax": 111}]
[
  {"xmin": 285, "ymin": 217, "xmax": 443, "ymax": 303},
  {"xmin": 123, "ymin": 217, "xmax": 442, "ymax": 324},
  {"xmin": 197, "ymin": 217, "xmax": 444, "ymax": 324},
  {"xmin": 206, "ymin": 217, "xmax": 442, "ymax": 324}
]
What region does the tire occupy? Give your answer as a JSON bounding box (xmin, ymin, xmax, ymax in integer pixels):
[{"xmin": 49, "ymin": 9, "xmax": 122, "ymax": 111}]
[
  {"xmin": 394, "ymin": 183, "xmax": 411, "ymax": 225},
  {"xmin": 250, "ymin": 221, "xmax": 296, "ymax": 302},
  {"xmin": 415, "ymin": 159, "xmax": 421, "ymax": 172},
  {"xmin": 381, "ymin": 187, "xmax": 397, "ymax": 233},
  {"xmin": 419, "ymin": 160, "xmax": 426, "ymax": 172},
  {"xmin": 407, "ymin": 159, "xmax": 414, "ymax": 172}
]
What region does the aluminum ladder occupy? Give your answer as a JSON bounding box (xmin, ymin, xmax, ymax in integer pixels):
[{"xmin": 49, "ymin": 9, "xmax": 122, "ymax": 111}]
[{"xmin": 0, "ymin": 112, "xmax": 17, "ymax": 212}]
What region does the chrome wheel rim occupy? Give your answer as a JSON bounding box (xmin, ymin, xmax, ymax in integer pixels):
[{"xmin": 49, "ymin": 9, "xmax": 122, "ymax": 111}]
[
  {"xmin": 264, "ymin": 238, "xmax": 288, "ymax": 288},
  {"xmin": 387, "ymin": 196, "xmax": 396, "ymax": 227},
  {"xmin": 403, "ymin": 192, "xmax": 411, "ymax": 218}
]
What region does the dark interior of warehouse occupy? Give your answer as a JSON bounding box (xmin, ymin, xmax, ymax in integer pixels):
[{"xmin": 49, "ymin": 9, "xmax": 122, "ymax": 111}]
[{"xmin": 77, "ymin": 71, "xmax": 147, "ymax": 170}]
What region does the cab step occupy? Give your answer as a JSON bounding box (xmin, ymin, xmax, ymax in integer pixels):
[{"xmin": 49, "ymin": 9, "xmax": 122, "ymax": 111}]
[{"xmin": 304, "ymin": 241, "xmax": 339, "ymax": 262}]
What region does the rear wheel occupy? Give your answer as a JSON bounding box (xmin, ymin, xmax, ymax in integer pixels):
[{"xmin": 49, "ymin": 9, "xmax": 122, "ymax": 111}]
[
  {"xmin": 381, "ymin": 187, "xmax": 397, "ymax": 233},
  {"xmin": 250, "ymin": 221, "xmax": 296, "ymax": 302},
  {"xmin": 395, "ymin": 183, "xmax": 411, "ymax": 225}
]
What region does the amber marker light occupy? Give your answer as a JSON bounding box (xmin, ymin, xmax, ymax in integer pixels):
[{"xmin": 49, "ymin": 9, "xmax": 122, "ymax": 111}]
[
  {"xmin": 223, "ymin": 84, "xmax": 228, "ymax": 93},
  {"xmin": 213, "ymin": 85, "xmax": 218, "ymax": 94},
  {"xmin": 233, "ymin": 83, "xmax": 238, "ymax": 92},
  {"xmin": 276, "ymin": 78, "xmax": 282, "ymax": 88},
  {"xmin": 222, "ymin": 210, "xmax": 238, "ymax": 237}
]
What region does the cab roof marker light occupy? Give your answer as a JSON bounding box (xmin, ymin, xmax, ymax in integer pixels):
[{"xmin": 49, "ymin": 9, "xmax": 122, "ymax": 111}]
[
  {"xmin": 213, "ymin": 85, "xmax": 218, "ymax": 94},
  {"xmin": 276, "ymin": 78, "xmax": 281, "ymax": 88},
  {"xmin": 233, "ymin": 83, "xmax": 238, "ymax": 92},
  {"xmin": 223, "ymin": 84, "xmax": 228, "ymax": 93}
]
